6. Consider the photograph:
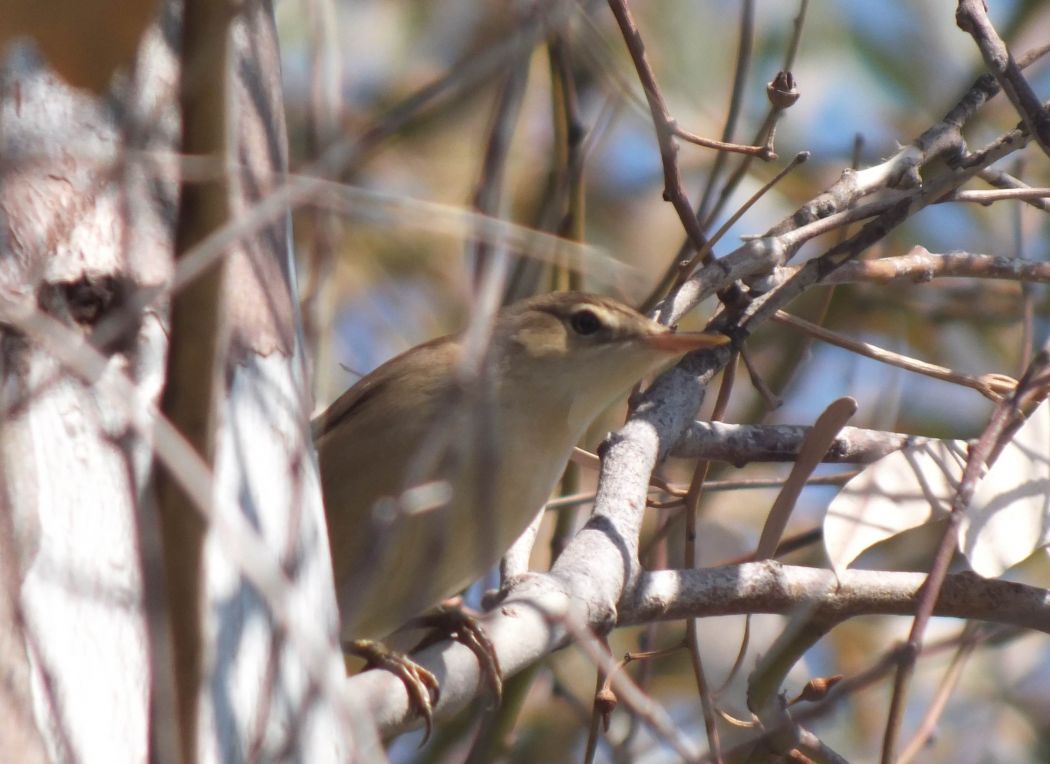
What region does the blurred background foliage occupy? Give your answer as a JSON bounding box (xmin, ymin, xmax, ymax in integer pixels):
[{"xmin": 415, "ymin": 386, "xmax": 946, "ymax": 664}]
[{"xmin": 277, "ymin": 1, "xmax": 1050, "ymax": 760}]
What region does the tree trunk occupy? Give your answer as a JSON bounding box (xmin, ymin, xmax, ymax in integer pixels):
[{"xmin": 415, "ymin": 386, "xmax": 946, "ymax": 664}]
[{"xmin": 0, "ymin": 2, "xmax": 349, "ymax": 760}]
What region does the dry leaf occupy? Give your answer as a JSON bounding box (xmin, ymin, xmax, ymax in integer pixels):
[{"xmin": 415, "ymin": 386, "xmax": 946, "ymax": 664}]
[
  {"xmin": 823, "ymin": 440, "xmax": 969, "ymax": 576},
  {"xmin": 756, "ymin": 397, "xmax": 856, "ymax": 560},
  {"xmin": 960, "ymin": 401, "xmax": 1050, "ymax": 577}
]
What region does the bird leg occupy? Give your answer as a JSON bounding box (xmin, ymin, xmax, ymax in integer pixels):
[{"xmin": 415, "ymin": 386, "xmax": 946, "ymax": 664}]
[
  {"xmin": 407, "ymin": 599, "xmax": 503, "ymax": 707},
  {"xmin": 344, "ymin": 639, "xmax": 440, "ymax": 741}
]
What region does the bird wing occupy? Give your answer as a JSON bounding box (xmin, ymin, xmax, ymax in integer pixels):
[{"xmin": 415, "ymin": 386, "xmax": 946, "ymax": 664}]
[{"xmin": 311, "ymin": 334, "xmax": 455, "ymax": 441}]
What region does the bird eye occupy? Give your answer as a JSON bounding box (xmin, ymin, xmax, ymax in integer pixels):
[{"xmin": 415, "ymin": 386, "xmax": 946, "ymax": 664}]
[{"xmin": 570, "ymin": 309, "xmax": 602, "ymax": 336}]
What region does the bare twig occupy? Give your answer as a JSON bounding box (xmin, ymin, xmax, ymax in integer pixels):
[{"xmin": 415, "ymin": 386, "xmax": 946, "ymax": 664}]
[
  {"xmin": 654, "ymin": 39, "xmax": 1050, "ymax": 328},
  {"xmin": 296, "ymin": 0, "xmax": 344, "ymax": 384},
  {"xmin": 949, "ymin": 186, "xmax": 1050, "ymax": 203},
  {"xmin": 469, "ymin": 55, "xmax": 530, "ymax": 288},
  {"xmin": 956, "ymin": 0, "xmax": 1050, "ymax": 157},
  {"xmin": 582, "ymin": 638, "xmax": 609, "ymax": 764},
  {"xmin": 680, "ymin": 354, "xmax": 738, "ymax": 763},
  {"xmin": 707, "ymin": 626, "xmax": 1017, "ymax": 763},
  {"xmin": 565, "ymin": 620, "xmax": 701, "ymax": 763},
  {"xmin": 605, "ymin": 0, "xmax": 770, "ymax": 262},
  {"xmin": 896, "ymin": 624, "xmax": 981, "ymax": 764},
  {"xmin": 977, "ymin": 166, "xmax": 1050, "ymax": 211},
  {"xmin": 812, "ymin": 247, "xmax": 1050, "ymax": 286},
  {"xmin": 672, "ymin": 152, "xmax": 810, "ymax": 289},
  {"xmin": 694, "ymin": 0, "xmax": 756, "ymax": 224},
  {"xmin": 879, "ymin": 347, "xmax": 1050, "ymax": 763},
  {"xmin": 697, "ymin": 0, "xmax": 810, "ymax": 229},
  {"xmin": 772, "ymin": 309, "xmax": 1017, "ymax": 401},
  {"xmin": 641, "ymin": 0, "xmax": 808, "ymax": 312},
  {"xmin": 622, "ymin": 564, "xmax": 1050, "ymax": 634},
  {"xmin": 738, "ymin": 115, "xmax": 1038, "ymax": 336}
]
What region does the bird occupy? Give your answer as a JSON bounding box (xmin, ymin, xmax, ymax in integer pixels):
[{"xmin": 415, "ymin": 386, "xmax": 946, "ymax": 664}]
[{"xmin": 313, "ymin": 291, "xmax": 726, "ymax": 646}]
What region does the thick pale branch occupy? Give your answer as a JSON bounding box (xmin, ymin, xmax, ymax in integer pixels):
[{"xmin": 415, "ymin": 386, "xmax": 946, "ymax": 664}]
[
  {"xmin": 674, "ymin": 421, "xmax": 927, "ymax": 464},
  {"xmin": 349, "ymin": 560, "xmax": 1050, "ymax": 736},
  {"xmin": 814, "ymin": 248, "xmax": 1050, "ymax": 285},
  {"xmin": 623, "ymin": 564, "xmax": 1050, "ymax": 633}
]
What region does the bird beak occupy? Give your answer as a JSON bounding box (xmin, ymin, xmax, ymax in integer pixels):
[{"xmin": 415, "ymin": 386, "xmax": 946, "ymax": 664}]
[{"xmin": 643, "ymin": 330, "xmax": 729, "ymax": 353}]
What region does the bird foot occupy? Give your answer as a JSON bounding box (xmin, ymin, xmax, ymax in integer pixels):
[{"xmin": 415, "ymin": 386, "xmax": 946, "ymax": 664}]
[
  {"xmin": 408, "ymin": 600, "xmax": 503, "ymax": 707},
  {"xmin": 345, "ymin": 639, "xmax": 440, "ymax": 741}
]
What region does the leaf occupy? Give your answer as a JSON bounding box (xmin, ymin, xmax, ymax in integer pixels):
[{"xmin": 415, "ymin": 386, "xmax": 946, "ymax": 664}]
[
  {"xmin": 823, "ymin": 439, "xmax": 969, "ymax": 576},
  {"xmin": 755, "ymin": 397, "xmax": 856, "ymax": 560},
  {"xmin": 960, "ymin": 401, "xmax": 1050, "ymax": 577}
]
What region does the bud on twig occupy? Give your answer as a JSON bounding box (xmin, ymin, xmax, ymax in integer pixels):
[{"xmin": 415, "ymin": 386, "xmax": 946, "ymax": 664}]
[{"xmin": 767, "ymin": 71, "xmax": 800, "ymax": 110}]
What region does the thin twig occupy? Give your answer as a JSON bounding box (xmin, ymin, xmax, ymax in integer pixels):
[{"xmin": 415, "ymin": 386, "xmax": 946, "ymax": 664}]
[
  {"xmin": 672, "ymin": 152, "xmax": 810, "ymax": 289},
  {"xmin": 470, "ymin": 55, "xmax": 530, "ymax": 288},
  {"xmin": 772, "ymin": 309, "xmax": 1016, "ymax": 401},
  {"xmin": 605, "ymin": 0, "xmax": 770, "ymax": 262},
  {"xmin": 948, "ymin": 186, "xmax": 1050, "ymax": 203},
  {"xmin": 977, "ymin": 166, "xmax": 1050, "ymax": 211},
  {"xmin": 695, "ymin": 0, "xmax": 756, "ymax": 223},
  {"xmin": 879, "ymin": 347, "xmax": 1050, "ymax": 764},
  {"xmin": 699, "ymin": 0, "xmax": 809, "ymax": 229},
  {"xmin": 681, "ymin": 354, "xmax": 738, "ymax": 763},
  {"xmin": 583, "ymin": 636, "xmax": 609, "ymax": 764},
  {"xmin": 567, "ymin": 620, "xmax": 701, "ymax": 763},
  {"xmin": 641, "ymin": 0, "xmax": 808, "ymax": 312},
  {"xmin": 896, "ymin": 623, "xmax": 980, "ymax": 764}
]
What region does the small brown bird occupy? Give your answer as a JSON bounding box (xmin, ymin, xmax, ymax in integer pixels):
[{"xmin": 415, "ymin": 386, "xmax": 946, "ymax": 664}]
[{"xmin": 314, "ymin": 291, "xmax": 726, "ymax": 642}]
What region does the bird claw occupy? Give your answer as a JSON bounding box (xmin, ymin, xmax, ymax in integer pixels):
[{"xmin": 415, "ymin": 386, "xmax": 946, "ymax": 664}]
[
  {"xmin": 345, "ymin": 639, "xmax": 440, "ymax": 742},
  {"xmin": 409, "ymin": 602, "xmax": 503, "ymax": 707}
]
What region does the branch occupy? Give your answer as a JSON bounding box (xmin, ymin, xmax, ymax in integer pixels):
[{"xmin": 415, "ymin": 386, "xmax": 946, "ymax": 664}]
[
  {"xmin": 152, "ymin": 3, "xmax": 232, "ymax": 759},
  {"xmin": 351, "ymin": 560, "xmax": 1050, "ymax": 737},
  {"xmin": 622, "ymin": 564, "xmax": 1050, "ymax": 634},
  {"xmin": 655, "ymin": 41, "xmax": 1050, "ymax": 324},
  {"xmin": 978, "ymin": 167, "xmax": 1050, "ymax": 211},
  {"xmin": 881, "ymin": 345, "xmax": 1050, "ymax": 761},
  {"xmin": 673, "ymin": 421, "xmax": 929, "ymax": 464},
  {"xmin": 814, "ymin": 247, "xmax": 1050, "ymax": 285},
  {"xmin": 739, "ymin": 113, "xmax": 1035, "ymax": 333},
  {"xmin": 956, "ymin": 0, "xmax": 1050, "ymax": 157},
  {"xmin": 949, "ymin": 186, "xmax": 1050, "ymax": 204},
  {"xmin": 772, "ymin": 309, "xmax": 1016, "ymax": 401},
  {"xmin": 604, "ymin": 0, "xmax": 770, "ymax": 261}
]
